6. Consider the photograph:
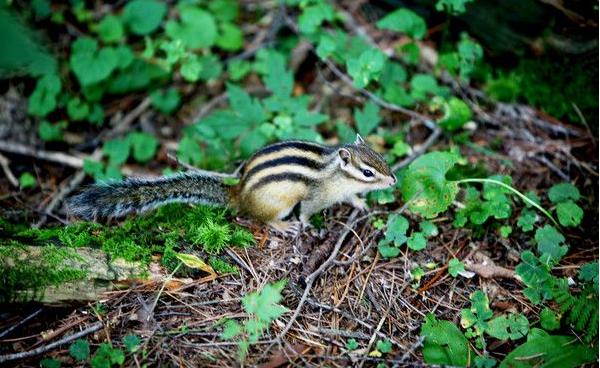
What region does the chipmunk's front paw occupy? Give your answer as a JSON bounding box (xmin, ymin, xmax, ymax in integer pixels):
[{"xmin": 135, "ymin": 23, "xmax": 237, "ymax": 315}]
[
  {"xmin": 349, "ymin": 196, "xmax": 369, "ymax": 212},
  {"xmin": 267, "ymin": 220, "xmax": 304, "ymax": 237}
]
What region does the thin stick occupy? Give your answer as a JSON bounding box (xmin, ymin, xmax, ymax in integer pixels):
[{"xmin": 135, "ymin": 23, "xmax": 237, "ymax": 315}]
[
  {"xmin": 0, "ymin": 308, "xmax": 42, "ymax": 339},
  {"xmin": 0, "ymin": 321, "xmax": 103, "ymax": 363},
  {"xmin": 0, "ymin": 140, "xmax": 84, "ymax": 169},
  {"xmin": 0, "ymin": 152, "xmax": 18, "ymax": 187}
]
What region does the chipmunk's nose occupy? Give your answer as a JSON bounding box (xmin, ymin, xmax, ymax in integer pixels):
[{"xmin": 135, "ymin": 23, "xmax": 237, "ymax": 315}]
[{"xmin": 389, "ymin": 175, "xmax": 397, "ymax": 186}]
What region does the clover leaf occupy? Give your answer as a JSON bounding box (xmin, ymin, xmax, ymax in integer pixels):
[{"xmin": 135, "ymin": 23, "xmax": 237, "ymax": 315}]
[
  {"xmin": 28, "ymin": 73, "xmax": 61, "ymax": 117},
  {"xmin": 70, "ymin": 37, "xmax": 118, "ymax": 86},
  {"xmin": 556, "ymin": 200, "xmax": 583, "ymax": 227},
  {"xmin": 548, "ymin": 182, "xmax": 581, "ymax": 203}
]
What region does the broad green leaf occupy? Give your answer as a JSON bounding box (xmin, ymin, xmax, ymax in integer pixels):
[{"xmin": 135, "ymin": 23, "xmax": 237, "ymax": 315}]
[
  {"xmin": 535, "ymin": 225, "xmax": 567, "ymax": 265},
  {"xmin": 103, "ymin": 138, "xmax": 130, "ymax": 165},
  {"xmin": 499, "ymin": 334, "xmax": 596, "ymax": 368},
  {"xmin": 401, "ymin": 151, "xmax": 461, "ymax": 218},
  {"xmin": 178, "ymin": 134, "xmax": 203, "ymax": 165},
  {"xmin": 556, "ymin": 200, "xmax": 583, "ymax": 227},
  {"xmin": 486, "ymin": 314, "xmax": 529, "ymax": 340},
  {"xmin": 38, "ymin": 120, "xmax": 66, "ymax": 142},
  {"xmin": 95, "ymin": 15, "xmax": 124, "ymax": 43},
  {"xmin": 419, "ymin": 221, "xmax": 439, "ymax": 237},
  {"xmin": 421, "ymin": 313, "xmax": 471, "ymax": 366},
  {"xmin": 378, "ymin": 242, "xmax": 401, "ymax": 258},
  {"xmin": 166, "ymin": 5, "xmax": 217, "ymax": 49},
  {"xmin": 227, "ymin": 83, "xmax": 265, "ymax": 125},
  {"xmin": 407, "ymin": 232, "xmax": 427, "ymax": 251},
  {"xmin": 70, "ymin": 38, "xmax": 118, "ymax": 86},
  {"xmin": 353, "ymin": 101, "xmax": 381, "ymax": 136},
  {"xmin": 548, "ymin": 182, "xmax": 580, "ymax": 203},
  {"xmin": 208, "ymin": 0, "xmax": 239, "ymax": 22},
  {"xmin": 122, "ymin": 334, "xmax": 141, "ymax": 353},
  {"xmin": 66, "ymin": 97, "xmax": 90, "ymax": 121},
  {"xmin": 216, "ymin": 22, "xmax": 243, "ymax": 51},
  {"xmin": 376, "ymin": 8, "xmax": 426, "ymax": 39},
  {"xmin": 539, "ymin": 307, "xmax": 560, "ymax": 331},
  {"xmin": 69, "ymin": 339, "xmax": 90, "ymax": 361},
  {"xmin": 150, "ymin": 88, "xmax": 181, "ymax": 114},
  {"xmin": 262, "ymin": 51, "xmax": 293, "ymax": 98},
  {"xmin": 28, "ymin": 74, "xmax": 61, "ymax": 117},
  {"xmin": 448, "ymin": 258, "xmax": 464, "ymax": 277},
  {"xmin": 129, "ymin": 132, "xmax": 159, "ymax": 163},
  {"xmin": 123, "ymin": 0, "xmax": 166, "ymax": 35},
  {"xmin": 316, "ymin": 34, "xmax": 336, "ymax": 59},
  {"xmin": 298, "ymin": 2, "xmax": 335, "ymax": 34},
  {"xmin": 346, "ymin": 48, "xmax": 385, "ymax": 88},
  {"xmin": 196, "ymin": 54, "xmax": 223, "ymax": 81},
  {"xmin": 227, "ymin": 59, "xmax": 251, "ymax": 81},
  {"xmin": 107, "ymin": 60, "xmax": 169, "ymax": 94},
  {"xmin": 435, "ymin": 97, "xmax": 472, "ymax": 131},
  {"xmin": 410, "ymin": 74, "xmax": 447, "ymax": 100}
]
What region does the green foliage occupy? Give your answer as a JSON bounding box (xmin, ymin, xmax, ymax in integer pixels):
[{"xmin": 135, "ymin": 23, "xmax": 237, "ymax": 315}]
[
  {"xmin": 123, "ymin": 0, "xmax": 167, "ymax": 36},
  {"xmin": 556, "ymin": 201, "xmax": 583, "ymax": 227},
  {"xmin": 28, "ymin": 74, "xmax": 61, "ymax": 117},
  {"xmin": 553, "ymin": 277, "xmax": 599, "ymax": 344},
  {"xmin": 209, "ymin": 256, "xmax": 238, "ymax": 274},
  {"xmin": 539, "ymin": 307, "xmax": 560, "ymax": 331},
  {"xmin": 95, "ymin": 15, "xmax": 124, "ymax": 43},
  {"xmin": 376, "ymin": 8, "xmax": 426, "ymax": 39},
  {"xmin": 378, "ymin": 214, "xmax": 408, "ymax": 258},
  {"xmin": 407, "ymin": 232, "xmax": 427, "ymax": 251},
  {"xmin": 38, "ymin": 120, "xmax": 66, "ymax": 142},
  {"xmin": 19, "ymin": 172, "xmax": 36, "ymax": 189},
  {"xmin": 150, "ymin": 88, "xmax": 181, "ymax": 114},
  {"xmin": 548, "ymin": 183, "xmax": 581, "ymax": 203},
  {"xmin": 535, "ymin": 225, "xmax": 567, "ymax": 266},
  {"xmin": 448, "ymin": 258, "xmax": 465, "ymax": 277},
  {"xmin": 70, "ymin": 37, "xmax": 118, "ymax": 86},
  {"xmin": 353, "ymin": 101, "xmax": 381, "ymax": 136},
  {"xmin": 69, "ymin": 339, "xmax": 91, "ymax": 361},
  {"xmin": 40, "ymin": 358, "xmax": 61, "ymax": 368},
  {"xmin": 420, "ymin": 313, "xmax": 471, "ymax": 366},
  {"xmin": 401, "ymin": 151, "xmax": 461, "ymax": 218},
  {"xmin": 517, "ymin": 209, "xmax": 537, "ymax": 232},
  {"xmin": 91, "ymin": 343, "xmax": 125, "ymax": 368},
  {"xmin": 345, "ymin": 338, "xmax": 359, "ymax": 350},
  {"xmin": 346, "ymin": 48, "xmax": 386, "ymax": 88},
  {"xmin": 435, "ymin": 0, "xmax": 474, "ymax": 14},
  {"xmin": 298, "ymin": 1, "xmax": 336, "ymax": 35},
  {"xmin": 499, "ymin": 331, "xmax": 596, "ymax": 368},
  {"xmin": 433, "ymin": 96, "xmax": 472, "ymax": 131},
  {"xmin": 376, "ymin": 339, "xmax": 392, "ymax": 354},
  {"xmin": 221, "ymin": 280, "xmax": 288, "ymax": 361},
  {"xmin": 166, "ymin": 4, "xmax": 217, "ymax": 49}
]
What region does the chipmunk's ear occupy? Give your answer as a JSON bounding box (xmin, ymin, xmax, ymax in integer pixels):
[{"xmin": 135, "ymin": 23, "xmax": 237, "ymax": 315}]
[
  {"xmin": 338, "ymin": 148, "xmax": 351, "ymax": 166},
  {"xmin": 354, "ymin": 134, "xmax": 365, "ymax": 145}
]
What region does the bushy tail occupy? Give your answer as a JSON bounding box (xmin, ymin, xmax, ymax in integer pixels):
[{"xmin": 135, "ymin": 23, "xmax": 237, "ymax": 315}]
[{"xmin": 68, "ymin": 172, "xmax": 231, "ymax": 220}]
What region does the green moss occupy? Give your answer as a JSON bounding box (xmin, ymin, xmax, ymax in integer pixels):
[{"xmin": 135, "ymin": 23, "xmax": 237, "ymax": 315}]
[
  {"xmin": 0, "ymin": 203, "xmax": 256, "ymax": 299},
  {"xmin": 209, "ymin": 256, "xmax": 238, "ymax": 275}
]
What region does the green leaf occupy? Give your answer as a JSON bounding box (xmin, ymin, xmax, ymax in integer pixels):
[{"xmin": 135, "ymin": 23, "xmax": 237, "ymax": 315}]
[
  {"xmin": 70, "ymin": 38, "xmax": 118, "ymax": 86},
  {"xmin": 298, "ymin": 2, "xmax": 335, "ymax": 34},
  {"xmin": 178, "ymin": 134, "xmax": 203, "ymax": 165},
  {"xmin": 535, "ymin": 225, "xmax": 567, "ymax": 265},
  {"xmin": 221, "ymin": 319, "xmax": 242, "ymax": 339},
  {"xmin": 216, "ymin": 22, "xmax": 243, "ymax": 51},
  {"xmin": 19, "ymin": 172, "xmax": 36, "ymax": 189},
  {"xmin": 122, "ymin": 0, "xmax": 166, "ymax": 36},
  {"xmin": 456, "ymin": 33, "xmax": 483, "ymax": 81},
  {"xmin": 378, "ymin": 242, "xmax": 401, "ymax": 258},
  {"xmin": 166, "ymin": 5, "xmax": 217, "ymax": 49},
  {"xmin": 150, "ymin": 88, "xmax": 181, "ymax": 114},
  {"xmin": 548, "ymin": 182, "xmax": 581, "ymax": 203},
  {"xmin": 384, "ymin": 214, "xmax": 409, "ymax": 246},
  {"xmin": 448, "ymin": 258, "xmax": 465, "ymax": 277},
  {"xmin": 227, "ymin": 83, "xmax": 266, "ymax": 125},
  {"xmin": 578, "ymin": 261, "xmax": 598, "ymax": 285},
  {"xmin": 401, "ymin": 151, "xmax": 461, "ymax": 218},
  {"xmin": 410, "ymin": 74, "xmax": 446, "ymax": 100},
  {"xmin": 353, "ymin": 101, "xmax": 381, "ymax": 136},
  {"xmin": 499, "ymin": 225, "xmax": 512, "ymax": 238},
  {"xmin": 391, "ymin": 140, "xmax": 411, "ymax": 158},
  {"xmin": 420, "ymin": 313, "xmax": 471, "ymax": 366},
  {"xmin": 515, "ymin": 251, "xmax": 553, "ymax": 305},
  {"xmin": 91, "ymin": 343, "xmax": 125, "ymax": 368},
  {"xmin": 346, "ymin": 48, "xmax": 385, "ymax": 88},
  {"xmin": 122, "ymin": 334, "xmax": 141, "ymax": 353},
  {"xmin": 461, "ymin": 290, "xmax": 493, "ymax": 335},
  {"xmin": 107, "ymin": 60, "xmax": 168, "ymax": 94},
  {"xmin": 129, "ymin": 132, "xmax": 159, "ymax": 163},
  {"xmin": 38, "ymin": 120, "xmax": 66, "ymax": 142},
  {"xmin": 346, "ymin": 338, "xmax": 359, "ymax": 351},
  {"xmin": 103, "ymin": 138, "xmax": 130, "ymax": 165},
  {"xmin": 435, "ymin": 97, "xmax": 472, "ymax": 131},
  {"xmin": 486, "ymin": 314, "xmax": 529, "ymax": 340},
  {"xmin": 242, "ymin": 279, "xmax": 288, "ymax": 322},
  {"xmin": 419, "ymin": 221, "xmax": 438, "ymax": 237},
  {"xmin": 517, "ymin": 209, "xmax": 537, "ymax": 232},
  {"xmin": 556, "ymin": 200, "xmax": 583, "ymax": 227},
  {"xmin": 208, "ymin": 0, "xmax": 239, "ymax": 22},
  {"xmin": 196, "ymin": 54, "xmax": 223, "ymax": 81},
  {"xmin": 262, "ymin": 51, "xmax": 293, "ymax": 98},
  {"xmin": 316, "ymin": 34, "xmax": 336, "ymax": 59},
  {"xmin": 67, "ymin": 97, "xmax": 90, "ymax": 121},
  {"xmin": 376, "ymin": 339, "xmax": 392, "ymax": 354},
  {"xmin": 499, "ymin": 334, "xmax": 596, "ymax": 368},
  {"xmin": 407, "ymin": 232, "xmax": 427, "ymax": 251},
  {"xmin": 227, "ymin": 59, "xmax": 252, "ymax": 81},
  {"xmin": 83, "ymin": 159, "xmax": 104, "ymax": 179},
  {"xmin": 436, "ymin": 0, "xmax": 474, "ymax": 14},
  {"xmin": 28, "ymin": 74, "xmax": 61, "ymax": 117},
  {"xmin": 539, "ymin": 307, "xmax": 560, "ymax": 331},
  {"xmin": 376, "ymin": 8, "xmax": 427, "ymax": 39},
  {"xmin": 95, "ymin": 15, "xmax": 124, "ymax": 43},
  {"xmin": 69, "ymin": 339, "xmax": 90, "ymax": 361},
  {"xmin": 40, "ymin": 358, "xmax": 61, "ymax": 368},
  {"xmin": 180, "ymin": 55, "xmax": 203, "ymax": 82}
]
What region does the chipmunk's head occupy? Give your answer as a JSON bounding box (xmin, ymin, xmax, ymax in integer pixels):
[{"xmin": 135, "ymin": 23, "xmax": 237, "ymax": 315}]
[{"xmin": 337, "ymin": 134, "xmax": 396, "ymax": 190}]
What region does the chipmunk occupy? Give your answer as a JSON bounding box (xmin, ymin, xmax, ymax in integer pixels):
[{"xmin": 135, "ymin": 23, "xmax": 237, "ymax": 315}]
[{"xmin": 68, "ymin": 135, "xmax": 396, "ymax": 233}]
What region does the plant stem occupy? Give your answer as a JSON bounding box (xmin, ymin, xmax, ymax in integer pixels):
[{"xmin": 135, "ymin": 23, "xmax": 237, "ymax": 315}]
[{"xmin": 456, "ymin": 178, "xmax": 559, "ymax": 227}]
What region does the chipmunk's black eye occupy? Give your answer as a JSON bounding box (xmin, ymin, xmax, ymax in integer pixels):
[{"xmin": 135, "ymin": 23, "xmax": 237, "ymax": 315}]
[{"xmin": 362, "ymin": 169, "xmax": 374, "ymax": 177}]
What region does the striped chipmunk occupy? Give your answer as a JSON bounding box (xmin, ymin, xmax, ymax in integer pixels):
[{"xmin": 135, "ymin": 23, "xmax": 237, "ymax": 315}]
[{"xmin": 68, "ymin": 134, "xmax": 397, "ymax": 233}]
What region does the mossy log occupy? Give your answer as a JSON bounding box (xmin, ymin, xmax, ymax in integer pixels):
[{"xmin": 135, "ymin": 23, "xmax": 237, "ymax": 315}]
[{"xmin": 1, "ymin": 245, "xmax": 144, "ymax": 304}]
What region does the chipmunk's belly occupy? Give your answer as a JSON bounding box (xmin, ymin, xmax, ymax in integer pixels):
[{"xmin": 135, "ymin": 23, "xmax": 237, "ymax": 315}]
[{"xmin": 239, "ymin": 181, "xmax": 309, "ymax": 222}]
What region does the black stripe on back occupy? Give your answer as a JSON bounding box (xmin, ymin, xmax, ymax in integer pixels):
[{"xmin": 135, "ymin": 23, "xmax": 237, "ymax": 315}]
[
  {"xmin": 247, "ymin": 173, "xmax": 315, "ymax": 192},
  {"xmin": 255, "ymin": 141, "xmax": 335, "ymax": 157},
  {"xmin": 244, "ymin": 155, "xmax": 325, "ymax": 179}
]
